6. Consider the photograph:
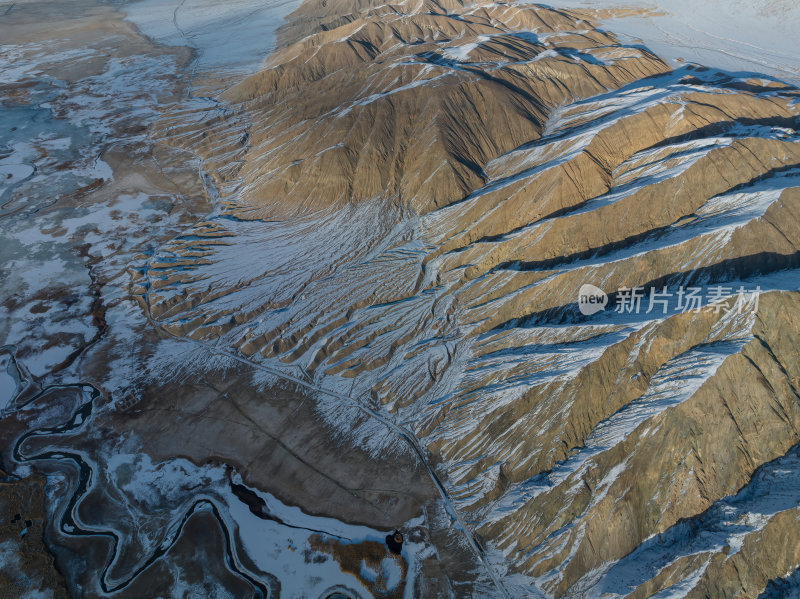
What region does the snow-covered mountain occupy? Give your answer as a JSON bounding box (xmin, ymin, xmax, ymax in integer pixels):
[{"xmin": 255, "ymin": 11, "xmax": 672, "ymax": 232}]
[{"xmin": 2, "ymin": 0, "xmax": 800, "ymax": 597}]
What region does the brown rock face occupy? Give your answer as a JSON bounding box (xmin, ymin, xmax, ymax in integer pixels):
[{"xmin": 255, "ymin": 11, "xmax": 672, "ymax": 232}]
[{"xmin": 156, "ymin": 0, "xmax": 667, "ymax": 218}]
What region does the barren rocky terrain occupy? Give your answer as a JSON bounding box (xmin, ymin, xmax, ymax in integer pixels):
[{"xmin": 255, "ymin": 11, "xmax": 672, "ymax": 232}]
[{"xmin": 2, "ymin": 0, "xmax": 800, "ymax": 597}]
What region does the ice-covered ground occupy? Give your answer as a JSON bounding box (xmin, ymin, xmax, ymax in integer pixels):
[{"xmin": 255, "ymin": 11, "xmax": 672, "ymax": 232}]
[
  {"xmin": 123, "ymin": 0, "xmax": 303, "ymax": 77},
  {"xmin": 536, "ymin": 0, "xmax": 800, "ymax": 84}
]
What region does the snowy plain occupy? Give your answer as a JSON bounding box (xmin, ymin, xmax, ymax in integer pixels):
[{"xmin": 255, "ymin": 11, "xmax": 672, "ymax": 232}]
[
  {"xmin": 123, "ymin": 0, "xmax": 303, "ymax": 76},
  {"xmin": 535, "ymin": 0, "xmax": 800, "ymax": 84}
]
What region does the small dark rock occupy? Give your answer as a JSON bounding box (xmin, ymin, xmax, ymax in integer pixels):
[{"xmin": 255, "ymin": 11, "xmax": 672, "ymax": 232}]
[{"xmin": 385, "ymin": 530, "xmax": 403, "ymax": 555}]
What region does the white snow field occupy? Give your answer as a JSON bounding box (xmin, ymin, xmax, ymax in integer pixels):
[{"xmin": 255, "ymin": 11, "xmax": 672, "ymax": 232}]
[
  {"xmin": 536, "ymin": 0, "xmax": 800, "ymax": 84},
  {"xmin": 123, "ymin": 0, "xmax": 303, "ymax": 76}
]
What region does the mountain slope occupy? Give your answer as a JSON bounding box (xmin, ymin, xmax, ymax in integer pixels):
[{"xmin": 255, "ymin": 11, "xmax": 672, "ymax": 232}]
[{"xmin": 135, "ymin": 0, "xmax": 800, "ymax": 596}]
